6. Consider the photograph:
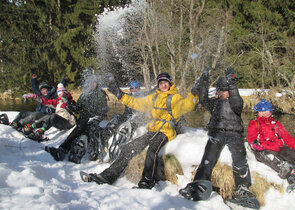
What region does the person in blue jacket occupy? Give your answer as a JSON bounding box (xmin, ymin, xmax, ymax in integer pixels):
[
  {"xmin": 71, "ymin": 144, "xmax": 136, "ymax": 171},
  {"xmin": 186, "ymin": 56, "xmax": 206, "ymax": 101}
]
[{"xmin": 31, "ymin": 74, "xmax": 56, "ymax": 114}]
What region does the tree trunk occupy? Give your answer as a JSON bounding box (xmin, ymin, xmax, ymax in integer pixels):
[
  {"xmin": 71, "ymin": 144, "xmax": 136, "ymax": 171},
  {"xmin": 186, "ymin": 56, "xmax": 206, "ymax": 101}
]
[
  {"xmin": 179, "ymin": 0, "xmax": 205, "ymax": 90},
  {"xmin": 212, "ymin": 26, "xmax": 225, "ymax": 69}
]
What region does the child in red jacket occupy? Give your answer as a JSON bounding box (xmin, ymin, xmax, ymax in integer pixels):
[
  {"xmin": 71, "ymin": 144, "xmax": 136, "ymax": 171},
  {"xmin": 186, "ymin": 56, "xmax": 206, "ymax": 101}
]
[{"xmin": 248, "ymin": 99, "xmax": 295, "ymax": 185}]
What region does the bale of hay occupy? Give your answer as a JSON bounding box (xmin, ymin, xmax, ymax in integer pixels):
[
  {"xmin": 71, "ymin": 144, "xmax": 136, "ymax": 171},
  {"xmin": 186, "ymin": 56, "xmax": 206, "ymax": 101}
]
[
  {"xmin": 192, "ymin": 162, "xmax": 284, "ymax": 206},
  {"xmin": 161, "ymin": 154, "xmax": 184, "ymax": 185},
  {"xmin": 125, "ymin": 151, "xmax": 183, "ymax": 185},
  {"xmin": 191, "ymin": 162, "xmax": 236, "ymax": 199},
  {"xmin": 125, "ymin": 151, "xmax": 146, "ymax": 183},
  {"xmin": 211, "ymin": 162, "xmax": 236, "ymax": 199},
  {"xmin": 250, "ymin": 172, "xmax": 283, "ymax": 206}
]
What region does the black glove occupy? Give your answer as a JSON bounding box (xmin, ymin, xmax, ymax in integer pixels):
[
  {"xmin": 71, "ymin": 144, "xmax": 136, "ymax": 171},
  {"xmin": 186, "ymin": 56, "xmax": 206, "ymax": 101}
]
[
  {"xmin": 191, "ymin": 67, "xmax": 211, "ymax": 96},
  {"xmin": 191, "ymin": 77, "xmax": 201, "ymax": 96},
  {"xmin": 203, "ymin": 66, "xmax": 211, "ymax": 78},
  {"xmin": 225, "ymin": 67, "xmax": 236, "ymax": 86},
  {"xmin": 225, "ymin": 66, "xmax": 234, "ymax": 76},
  {"xmin": 107, "ymin": 83, "xmax": 124, "ymax": 100}
]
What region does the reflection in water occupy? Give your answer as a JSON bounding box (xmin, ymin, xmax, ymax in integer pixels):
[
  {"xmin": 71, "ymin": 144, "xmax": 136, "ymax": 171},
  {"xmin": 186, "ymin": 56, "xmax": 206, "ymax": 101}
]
[
  {"xmin": 1, "ymin": 100, "xmax": 295, "ymax": 137},
  {"xmin": 0, "ymin": 100, "xmax": 37, "ymax": 112}
]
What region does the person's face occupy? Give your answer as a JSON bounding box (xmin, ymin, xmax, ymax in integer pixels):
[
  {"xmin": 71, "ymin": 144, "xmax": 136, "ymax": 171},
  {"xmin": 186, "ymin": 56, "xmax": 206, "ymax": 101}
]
[
  {"xmin": 91, "ymin": 82, "xmax": 97, "ymax": 89},
  {"xmin": 217, "ymin": 90, "xmax": 229, "ymax": 99},
  {"xmin": 258, "ymin": 111, "xmax": 272, "ymax": 118},
  {"xmin": 158, "ymin": 80, "xmax": 171, "ymax": 92},
  {"xmin": 57, "ymin": 91, "xmax": 64, "ymax": 98},
  {"xmin": 41, "ymin": 88, "xmax": 48, "ymax": 96}
]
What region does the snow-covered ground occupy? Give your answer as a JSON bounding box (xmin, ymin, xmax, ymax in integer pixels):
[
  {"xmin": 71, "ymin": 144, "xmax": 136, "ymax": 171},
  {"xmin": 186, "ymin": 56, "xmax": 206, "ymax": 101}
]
[{"xmin": 0, "ymin": 111, "xmax": 294, "ymax": 210}]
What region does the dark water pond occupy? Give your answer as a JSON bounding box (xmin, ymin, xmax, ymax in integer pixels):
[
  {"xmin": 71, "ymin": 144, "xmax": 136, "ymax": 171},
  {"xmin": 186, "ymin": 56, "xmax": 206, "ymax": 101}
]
[
  {"xmin": 0, "ymin": 100, "xmax": 37, "ymax": 112},
  {"xmin": 1, "ymin": 100, "xmax": 295, "ymax": 137}
]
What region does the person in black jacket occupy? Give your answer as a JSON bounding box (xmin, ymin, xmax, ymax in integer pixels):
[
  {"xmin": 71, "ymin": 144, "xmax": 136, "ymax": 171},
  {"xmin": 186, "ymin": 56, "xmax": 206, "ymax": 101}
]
[
  {"xmin": 179, "ymin": 67, "xmax": 260, "ymax": 209},
  {"xmin": 45, "ymin": 75, "xmax": 109, "ymax": 162}
]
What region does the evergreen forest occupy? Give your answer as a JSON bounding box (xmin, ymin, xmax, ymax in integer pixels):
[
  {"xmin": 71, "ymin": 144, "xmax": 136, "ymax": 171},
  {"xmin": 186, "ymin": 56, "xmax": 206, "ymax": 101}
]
[{"xmin": 1, "ymin": 0, "xmax": 295, "ymax": 94}]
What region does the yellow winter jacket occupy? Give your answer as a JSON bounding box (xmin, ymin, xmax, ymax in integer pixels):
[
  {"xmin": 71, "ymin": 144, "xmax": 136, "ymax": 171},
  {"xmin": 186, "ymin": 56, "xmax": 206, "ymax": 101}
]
[{"xmin": 120, "ymin": 83, "xmax": 199, "ymax": 141}]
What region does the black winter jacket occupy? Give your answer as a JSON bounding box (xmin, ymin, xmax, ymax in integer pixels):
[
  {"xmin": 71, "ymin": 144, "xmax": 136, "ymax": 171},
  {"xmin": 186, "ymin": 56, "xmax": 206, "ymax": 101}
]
[
  {"xmin": 199, "ymin": 77, "xmax": 244, "ymax": 134},
  {"xmin": 73, "ymin": 88, "xmax": 108, "ymax": 121}
]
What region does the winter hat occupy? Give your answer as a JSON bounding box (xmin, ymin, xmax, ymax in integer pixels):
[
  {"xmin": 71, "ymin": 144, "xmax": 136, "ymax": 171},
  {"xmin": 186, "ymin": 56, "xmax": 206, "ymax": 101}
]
[
  {"xmin": 157, "ymin": 72, "xmax": 172, "ymax": 86},
  {"xmin": 129, "ymin": 80, "xmax": 140, "ymax": 89},
  {"xmin": 253, "ymin": 99, "xmax": 273, "ymax": 112},
  {"xmin": 39, "ymin": 82, "xmax": 50, "ymax": 90},
  {"xmin": 57, "ymin": 84, "xmax": 66, "ymax": 96},
  {"xmin": 216, "ymin": 77, "xmax": 229, "ymax": 91},
  {"xmin": 57, "ymin": 83, "xmax": 64, "ymax": 89}
]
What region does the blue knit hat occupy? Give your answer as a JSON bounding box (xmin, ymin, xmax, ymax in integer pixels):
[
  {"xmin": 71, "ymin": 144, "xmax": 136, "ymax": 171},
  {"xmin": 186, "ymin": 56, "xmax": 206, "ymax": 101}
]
[
  {"xmin": 129, "ymin": 80, "xmax": 140, "ymax": 89},
  {"xmin": 253, "ymin": 99, "xmax": 273, "ymax": 112}
]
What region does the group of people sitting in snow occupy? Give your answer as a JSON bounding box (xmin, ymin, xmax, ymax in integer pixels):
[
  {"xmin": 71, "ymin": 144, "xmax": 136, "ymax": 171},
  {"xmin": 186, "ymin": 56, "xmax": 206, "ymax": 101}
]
[{"xmin": 1, "ymin": 67, "xmax": 294, "ymax": 209}]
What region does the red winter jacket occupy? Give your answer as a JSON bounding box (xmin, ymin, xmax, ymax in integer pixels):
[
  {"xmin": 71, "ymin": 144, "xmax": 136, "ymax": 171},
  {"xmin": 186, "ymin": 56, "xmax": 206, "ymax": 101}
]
[
  {"xmin": 41, "ymin": 95, "xmax": 76, "ymax": 126},
  {"xmin": 248, "ymin": 116, "xmax": 295, "ymax": 151}
]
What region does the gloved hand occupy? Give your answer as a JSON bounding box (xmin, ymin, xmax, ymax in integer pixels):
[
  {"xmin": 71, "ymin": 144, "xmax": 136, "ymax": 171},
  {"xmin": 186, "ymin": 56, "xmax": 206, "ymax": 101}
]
[
  {"xmin": 191, "ymin": 77, "xmax": 201, "ymax": 96},
  {"xmin": 250, "ymin": 139, "xmax": 264, "ymax": 151},
  {"xmin": 203, "ymin": 66, "xmax": 211, "ymax": 78},
  {"xmin": 225, "ymin": 67, "xmax": 236, "ymax": 85},
  {"xmin": 22, "ymin": 93, "xmax": 38, "ymax": 99},
  {"xmin": 107, "ymin": 83, "xmax": 124, "ymax": 100},
  {"xmin": 225, "ymin": 66, "xmax": 235, "ymax": 76},
  {"xmin": 34, "ymin": 95, "xmax": 42, "ymax": 103}
]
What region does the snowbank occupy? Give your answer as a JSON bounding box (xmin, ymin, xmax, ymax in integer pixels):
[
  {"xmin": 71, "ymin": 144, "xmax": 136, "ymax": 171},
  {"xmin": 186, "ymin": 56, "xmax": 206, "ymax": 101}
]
[{"xmin": 0, "ymin": 112, "xmax": 294, "ymax": 210}]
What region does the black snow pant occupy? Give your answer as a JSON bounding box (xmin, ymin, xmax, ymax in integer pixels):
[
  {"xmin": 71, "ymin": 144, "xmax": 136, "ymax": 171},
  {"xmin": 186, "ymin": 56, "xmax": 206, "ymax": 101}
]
[
  {"xmin": 253, "ymin": 145, "xmax": 295, "ymax": 179},
  {"xmin": 34, "ymin": 113, "xmax": 74, "ymax": 131},
  {"xmin": 194, "ymin": 131, "xmax": 251, "ymax": 187},
  {"xmin": 101, "ymin": 131, "xmax": 168, "ymax": 184},
  {"xmin": 13, "ymin": 111, "xmax": 45, "ymax": 126},
  {"xmin": 59, "ymin": 115, "xmax": 91, "ymax": 153}
]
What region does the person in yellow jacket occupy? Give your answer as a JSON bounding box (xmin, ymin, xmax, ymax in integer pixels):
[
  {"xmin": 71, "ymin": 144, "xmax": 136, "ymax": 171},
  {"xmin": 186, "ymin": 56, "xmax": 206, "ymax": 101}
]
[{"xmin": 81, "ymin": 72, "xmax": 200, "ymax": 189}]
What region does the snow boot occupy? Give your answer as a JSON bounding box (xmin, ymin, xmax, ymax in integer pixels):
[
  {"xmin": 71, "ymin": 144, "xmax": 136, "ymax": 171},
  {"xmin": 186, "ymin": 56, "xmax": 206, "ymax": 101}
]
[
  {"xmin": 137, "ymin": 176, "xmax": 156, "ymax": 189},
  {"xmin": 22, "ymin": 124, "xmax": 34, "ymax": 135},
  {"xmin": 278, "ymin": 161, "xmax": 293, "ymax": 179},
  {"xmin": 287, "ymin": 169, "xmax": 295, "ymax": 185},
  {"xmin": 179, "ymin": 180, "xmax": 212, "ymax": 201},
  {"xmin": 10, "ymin": 121, "xmax": 23, "ymax": 132},
  {"xmin": 80, "ymin": 171, "xmax": 109, "ymax": 184},
  {"xmin": 68, "ymin": 135, "xmax": 88, "ymax": 164},
  {"xmin": 286, "ymin": 169, "xmax": 295, "ymax": 192},
  {"xmin": 0, "ymin": 113, "xmax": 9, "ymax": 125},
  {"xmin": 28, "ymin": 128, "xmax": 47, "ymax": 142},
  {"xmin": 45, "ymin": 146, "xmax": 66, "ymax": 161},
  {"xmin": 87, "ymin": 121, "xmax": 105, "ymax": 162},
  {"xmin": 226, "ymin": 184, "xmax": 260, "ymax": 209},
  {"xmin": 87, "ymin": 136, "xmax": 99, "ymax": 161},
  {"xmin": 109, "ymin": 121, "xmax": 133, "ymax": 161}
]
